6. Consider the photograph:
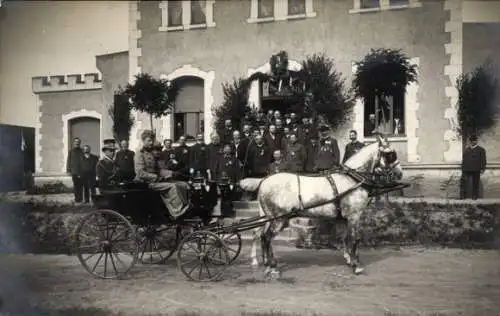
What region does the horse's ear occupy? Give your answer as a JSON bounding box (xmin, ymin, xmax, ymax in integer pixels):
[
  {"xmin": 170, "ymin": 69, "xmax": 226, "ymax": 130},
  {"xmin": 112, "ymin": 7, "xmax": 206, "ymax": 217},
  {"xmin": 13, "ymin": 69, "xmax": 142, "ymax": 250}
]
[{"xmin": 375, "ymin": 133, "xmax": 383, "ymax": 145}]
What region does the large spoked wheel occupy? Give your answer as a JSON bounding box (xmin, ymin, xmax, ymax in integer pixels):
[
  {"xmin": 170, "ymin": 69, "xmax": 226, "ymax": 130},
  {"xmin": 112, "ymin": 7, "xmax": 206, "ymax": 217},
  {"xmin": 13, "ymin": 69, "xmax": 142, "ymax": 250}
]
[
  {"xmin": 138, "ymin": 224, "xmax": 193, "ymax": 264},
  {"xmin": 214, "ymin": 231, "xmax": 242, "ymax": 265},
  {"xmin": 74, "ymin": 209, "xmax": 138, "ymax": 279},
  {"xmin": 177, "ymin": 231, "xmax": 229, "ymax": 282}
]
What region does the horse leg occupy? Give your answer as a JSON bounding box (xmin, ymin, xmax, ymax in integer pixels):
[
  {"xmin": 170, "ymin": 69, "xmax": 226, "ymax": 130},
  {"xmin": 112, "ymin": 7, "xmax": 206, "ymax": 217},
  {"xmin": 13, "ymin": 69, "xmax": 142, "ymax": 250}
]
[
  {"xmin": 261, "ymin": 233, "xmax": 269, "ymax": 266},
  {"xmin": 250, "ymin": 228, "xmax": 261, "ymax": 267},
  {"xmin": 337, "ymin": 220, "xmax": 352, "ymax": 267},
  {"xmin": 346, "ymin": 219, "xmax": 364, "ymax": 275}
]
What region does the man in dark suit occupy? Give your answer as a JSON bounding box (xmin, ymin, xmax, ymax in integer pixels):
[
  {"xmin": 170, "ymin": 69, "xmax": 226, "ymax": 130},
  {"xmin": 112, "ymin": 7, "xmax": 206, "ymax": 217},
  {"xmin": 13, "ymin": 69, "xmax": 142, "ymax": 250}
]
[
  {"xmin": 306, "ymin": 137, "xmax": 319, "ymax": 173},
  {"xmin": 231, "ymin": 130, "xmax": 248, "ymax": 166},
  {"xmin": 174, "ymin": 136, "xmax": 190, "ymax": 178},
  {"xmin": 189, "ymin": 133, "xmax": 208, "ymax": 177},
  {"xmin": 245, "ymin": 134, "xmax": 272, "ymax": 178},
  {"xmin": 264, "ymin": 124, "xmax": 283, "ymax": 157},
  {"xmin": 342, "ymin": 130, "xmax": 365, "ymax": 164},
  {"xmin": 115, "ymin": 139, "xmax": 135, "ymax": 181},
  {"xmin": 80, "ymin": 145, "xmax": 98, "ymax": 203},
  {"xmin": 462, "ymin": 135, "xmax": 487, "ymax": 200},
  {"xmin": 221, "ymin": 120, "xmax": 234, "ymax": 145},
  {"xmin": 206, "ymin": 133, "xmax": 224, "ymax": 181},
  {"xmin": 66, "ymin": 137, "xmax": 83, "ymax": 203}
]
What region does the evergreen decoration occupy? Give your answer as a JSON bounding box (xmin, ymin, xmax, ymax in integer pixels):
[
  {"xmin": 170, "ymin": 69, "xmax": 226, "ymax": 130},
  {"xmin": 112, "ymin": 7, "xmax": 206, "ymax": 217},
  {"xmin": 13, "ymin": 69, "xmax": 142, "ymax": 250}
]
[
  {"xmin": 212, "ymin": 78, "xmax": 255, "ymax": 135},
  {"xmin": 352, "ymin": 48, "xmax": 418, "ymax": 133},
  {"xmin": 456, "ymin": 61, "xmax": 499, "ymax": 140},
  {"xmin": 124, "ymin": 73, "xmax": 179, "ymax": 134},
  {"xmin": 296, "ymin": 53, "xmax": 354, "ymax": 127},
  {"xmin": 214, "ymin": 51, "xmax": 353, "ymax": 133},
  {"xmin": 108, "ymin": 87, "xmax": 134, "ymax": 141}
]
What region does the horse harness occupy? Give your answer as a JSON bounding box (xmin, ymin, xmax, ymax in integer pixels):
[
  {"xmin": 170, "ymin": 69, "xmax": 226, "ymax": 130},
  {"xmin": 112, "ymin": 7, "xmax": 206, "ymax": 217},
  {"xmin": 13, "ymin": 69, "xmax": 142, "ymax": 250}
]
[{"xmin": 295, "ymin": 168, "xmax": 365, "ymax": 214}]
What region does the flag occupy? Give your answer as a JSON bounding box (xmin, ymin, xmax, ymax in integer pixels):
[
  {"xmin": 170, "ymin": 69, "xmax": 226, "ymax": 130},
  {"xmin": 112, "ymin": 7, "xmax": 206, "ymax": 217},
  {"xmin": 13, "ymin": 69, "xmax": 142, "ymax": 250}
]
[{"xmin": 21, "ymin": 130, "xmax": 26, "ymax": 151}]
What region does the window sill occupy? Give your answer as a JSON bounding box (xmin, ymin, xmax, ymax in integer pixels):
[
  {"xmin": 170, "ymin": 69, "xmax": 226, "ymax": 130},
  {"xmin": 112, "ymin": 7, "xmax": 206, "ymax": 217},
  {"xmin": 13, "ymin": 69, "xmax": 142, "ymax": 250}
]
[
  {"xmin": 364, "ymin": 136, "xmax": 408, "ymax": 142},
  {"xmin": 349, "ymin": 2, "xmax": 422, "ymax": 14},
  {"xmin": 159, "ymin": 22, "xmax": 215, "ymax": 32},
  {"xmin": 247, "ymin": 17, "xmax": 276, "ymax": 24},
  {"xmin": 248, "ymin": 12, "xmax": 317, "ymax": 24}
]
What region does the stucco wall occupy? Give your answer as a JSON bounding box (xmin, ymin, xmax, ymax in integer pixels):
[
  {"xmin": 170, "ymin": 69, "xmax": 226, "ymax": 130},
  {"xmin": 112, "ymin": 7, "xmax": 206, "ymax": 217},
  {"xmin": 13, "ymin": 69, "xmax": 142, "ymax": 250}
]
[
  {"xmin": 462, "ymin": 22, "xmax": 500, "ymax": 162},
  {"xmin": 136, "ymin": 0, "xmax": 451, "ymax": 165},
  {"xmin": 38, "ymin": 90, "xmax": 103, "ymax": 173},
  {"xmin": 96, "ymin": 51, "xmax": 130, "ymax": 141}
]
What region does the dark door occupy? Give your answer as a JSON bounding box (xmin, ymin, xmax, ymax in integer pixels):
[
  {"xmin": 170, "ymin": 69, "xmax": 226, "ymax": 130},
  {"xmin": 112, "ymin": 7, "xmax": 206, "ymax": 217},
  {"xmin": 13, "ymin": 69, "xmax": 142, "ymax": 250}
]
[{"xmin": 69, "ymin": 117, "xmax": 100, "ymax": 155}]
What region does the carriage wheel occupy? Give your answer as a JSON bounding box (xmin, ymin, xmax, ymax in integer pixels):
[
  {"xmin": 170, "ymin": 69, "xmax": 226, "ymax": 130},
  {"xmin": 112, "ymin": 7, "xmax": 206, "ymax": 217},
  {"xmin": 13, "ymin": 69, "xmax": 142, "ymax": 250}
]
[
  {"xmin": 138, "ymin": 224, "xmax": 193, "ymax": 264},
  {"xmin": 213, "ymin": 231, "xmax": 242, "ymax": 265},
  {"xmin": 74, "ymin": 209, "xmax": 138, "ymax": 279},
  {"xmin": 177, "ymin": 231, "xmax": 229, "ymax": 282}
]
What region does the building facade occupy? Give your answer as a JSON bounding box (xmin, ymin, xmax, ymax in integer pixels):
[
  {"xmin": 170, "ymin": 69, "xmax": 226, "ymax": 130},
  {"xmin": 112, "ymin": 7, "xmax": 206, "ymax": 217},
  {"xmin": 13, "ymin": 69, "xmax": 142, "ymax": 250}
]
[{"xmin": 33, "ymin": 0, "xmax": 500, "ymax": 198}]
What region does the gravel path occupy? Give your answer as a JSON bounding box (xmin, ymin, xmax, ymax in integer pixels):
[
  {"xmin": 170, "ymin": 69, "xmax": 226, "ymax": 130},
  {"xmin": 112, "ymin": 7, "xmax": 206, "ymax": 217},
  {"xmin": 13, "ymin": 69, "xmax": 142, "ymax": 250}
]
[{"xmin": 0, "ymin": 246, "xmax": 499, "ymax": 316}]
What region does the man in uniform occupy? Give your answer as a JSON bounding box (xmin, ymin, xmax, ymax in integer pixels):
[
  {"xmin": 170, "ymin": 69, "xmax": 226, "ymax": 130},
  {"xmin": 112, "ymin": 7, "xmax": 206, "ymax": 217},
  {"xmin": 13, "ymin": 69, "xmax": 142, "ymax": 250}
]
[
  {"xmin": 96, "ymin": 143, "xmax": 118, "ymax": 188},
  {"xmin": 284, "ymin": 134, "xmax": 307, "ymax": 173},
  {"xmin": 314, "ymin": 125, "xmax": 340, "ymax": 173},
  {"xmin": 135, "ymin": 130, "xmax": 190, "ymax": 218},
  {"xmin": 269, "ymin": 150, "xmax": 288, "ymax": 174},
  {"xmin": 115, "ymin": 139, "xmax": 136, "ymax": 181},
  {"xmin": 462, "ymin": 135, "xmax": 487, "ymax": 200},
  {"xmin": 66, "ymin": 137, "xmax": 83, "ymax": 203},
  {"xmin": 342, "ymin": 130, "xmax": 365, "ymax": 164},
  {"xmin": 189, "ymin": 133, "xmax": 208, "ymax": 178}
]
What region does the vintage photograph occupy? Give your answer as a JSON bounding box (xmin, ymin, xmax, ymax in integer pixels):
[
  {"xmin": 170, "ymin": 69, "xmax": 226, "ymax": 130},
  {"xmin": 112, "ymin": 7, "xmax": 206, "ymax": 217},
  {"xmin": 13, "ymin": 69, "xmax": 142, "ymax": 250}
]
[{"xmin": 0, "ymin": 0, "xmax": 500, "ymax": 315}]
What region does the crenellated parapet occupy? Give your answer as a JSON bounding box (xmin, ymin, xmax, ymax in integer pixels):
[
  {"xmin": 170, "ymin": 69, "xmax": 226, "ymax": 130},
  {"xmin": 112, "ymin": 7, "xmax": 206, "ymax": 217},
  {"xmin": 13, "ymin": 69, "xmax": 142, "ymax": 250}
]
[{"xmin": 32, "ymin": 73, "xmax": 102, "ymax": 93}]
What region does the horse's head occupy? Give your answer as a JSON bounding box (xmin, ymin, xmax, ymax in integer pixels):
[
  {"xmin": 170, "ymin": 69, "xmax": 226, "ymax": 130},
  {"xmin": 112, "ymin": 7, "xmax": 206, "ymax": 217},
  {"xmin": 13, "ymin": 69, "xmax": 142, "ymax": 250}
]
[{"xmin": 344, "ymin": 134, "xmax": 403, "ymax": 180}]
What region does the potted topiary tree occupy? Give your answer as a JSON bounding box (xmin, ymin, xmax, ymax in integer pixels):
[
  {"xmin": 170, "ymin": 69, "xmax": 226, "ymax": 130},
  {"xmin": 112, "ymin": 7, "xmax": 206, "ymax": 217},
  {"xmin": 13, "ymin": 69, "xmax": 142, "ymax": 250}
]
[
  {"xmin": 352, "ymin": 48, "xmax": 418, "ymax": 136},
  {"xmin": 108, "ymin": 87, "xmax": 135, "ymax": 141},
  {"xmin": 124, "ymin": 73, "xmax": 179, "ymax": 136}
]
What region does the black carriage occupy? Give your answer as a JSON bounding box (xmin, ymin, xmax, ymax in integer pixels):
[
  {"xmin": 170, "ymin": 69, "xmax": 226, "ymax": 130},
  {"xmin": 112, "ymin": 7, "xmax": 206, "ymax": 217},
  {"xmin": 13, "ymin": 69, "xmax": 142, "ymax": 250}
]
[{"xmin": 73, "ymin": 176, "xmax": 242, "ymax": 281}]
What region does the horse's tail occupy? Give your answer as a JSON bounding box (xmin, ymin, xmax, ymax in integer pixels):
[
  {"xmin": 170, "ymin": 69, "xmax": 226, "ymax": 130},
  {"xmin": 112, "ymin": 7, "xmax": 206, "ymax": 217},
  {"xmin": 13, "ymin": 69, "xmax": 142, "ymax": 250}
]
[{"xmin": 238, "ymin": 178, "xmax": 264, "ymax": 192}]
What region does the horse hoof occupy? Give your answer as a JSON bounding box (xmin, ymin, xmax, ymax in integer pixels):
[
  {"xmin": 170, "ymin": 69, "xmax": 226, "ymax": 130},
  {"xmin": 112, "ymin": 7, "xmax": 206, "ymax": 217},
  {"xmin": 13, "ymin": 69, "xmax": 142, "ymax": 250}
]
[
  {"xmin": 251, "ymin": 260, "xmax": 260, "ymax": 268},
  {"xmin": 353, "ymin": 266, "xmax": 365, "ymax": 275}
]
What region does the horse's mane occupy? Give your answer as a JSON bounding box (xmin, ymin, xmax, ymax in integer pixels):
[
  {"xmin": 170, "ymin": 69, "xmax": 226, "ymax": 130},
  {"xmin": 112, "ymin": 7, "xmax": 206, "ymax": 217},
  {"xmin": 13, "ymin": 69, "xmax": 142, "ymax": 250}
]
[{"xmin": 343, "ymin": 142, "xmax": 379, "ymax": 171}]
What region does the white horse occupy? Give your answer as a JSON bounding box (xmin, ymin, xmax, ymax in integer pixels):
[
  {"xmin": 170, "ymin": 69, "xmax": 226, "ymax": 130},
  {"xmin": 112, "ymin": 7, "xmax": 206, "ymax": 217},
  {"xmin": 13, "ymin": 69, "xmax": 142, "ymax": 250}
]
[{"xmin": 238, "ymin": 134, "xmax": 403, "ymax": 275}]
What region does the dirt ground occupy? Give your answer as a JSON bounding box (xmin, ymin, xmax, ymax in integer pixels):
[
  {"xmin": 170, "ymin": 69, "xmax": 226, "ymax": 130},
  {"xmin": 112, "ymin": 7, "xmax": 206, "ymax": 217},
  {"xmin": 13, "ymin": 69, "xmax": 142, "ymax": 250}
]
[{"xmin": 0, "ymin": 245, "xmax": 499, "ymax": 316}]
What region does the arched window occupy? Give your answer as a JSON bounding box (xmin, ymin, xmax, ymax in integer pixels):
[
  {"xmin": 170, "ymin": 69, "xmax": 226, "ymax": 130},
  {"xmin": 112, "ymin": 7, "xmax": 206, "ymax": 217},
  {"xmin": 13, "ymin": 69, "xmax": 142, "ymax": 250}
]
[{"xmin": 172, "ymin": 76, "xmax": 205, "ymax": 141}]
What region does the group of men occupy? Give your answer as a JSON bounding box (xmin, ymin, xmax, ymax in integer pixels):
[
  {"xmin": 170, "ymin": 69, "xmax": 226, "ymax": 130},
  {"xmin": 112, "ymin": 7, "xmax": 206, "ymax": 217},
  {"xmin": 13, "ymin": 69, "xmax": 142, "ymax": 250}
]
[
  {"xmin": 213, "ymin": 110, "xmax": 365, "ymax": 179},
  {"xmin": 65, "ymin": 109, "xmax": 369, "ymax": 205},
  {"xmin": 66, "ymin": 137, "xmax": 135, "ymax": 203}
]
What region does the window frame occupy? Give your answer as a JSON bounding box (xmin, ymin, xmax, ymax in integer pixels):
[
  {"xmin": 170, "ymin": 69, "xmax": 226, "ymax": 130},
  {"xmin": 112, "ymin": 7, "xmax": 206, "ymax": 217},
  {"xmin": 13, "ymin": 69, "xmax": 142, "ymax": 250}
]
[
  {"xmin": 248, "ymin": 0, "xmax": 316, "ymax": 24},
  {"xmin": 362, "ymin": 89, "xmax": 406, "ymax": 139},
  {"xmin": 159, "ymin": 0, "xmax": 216, "ymax": 32},
  {"xmin": 349, "ymin": 0, "xmax": 421, "ymax": 14}
]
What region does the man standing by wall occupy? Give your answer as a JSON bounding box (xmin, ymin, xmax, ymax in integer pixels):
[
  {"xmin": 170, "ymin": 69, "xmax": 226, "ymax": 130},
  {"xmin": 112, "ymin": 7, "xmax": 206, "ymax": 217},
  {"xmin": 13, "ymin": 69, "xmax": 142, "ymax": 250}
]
[
  {"xmin": 189, "ymin": 133, "xmax": 208, "ymax": 178},
  {"xmin": 80, "ymin": 145, "xmax": 98, "ymax": 203},
  {"xmin": 342, "ymin": 130, "xmax": 365, "ymax": 164},
  {"xmin": 66, "ymin": 137, "xmax": 83, "ymax": 203},
  {"xmin": 462, "ymin": 135, "xmax": 487, "ymax": 200}
]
